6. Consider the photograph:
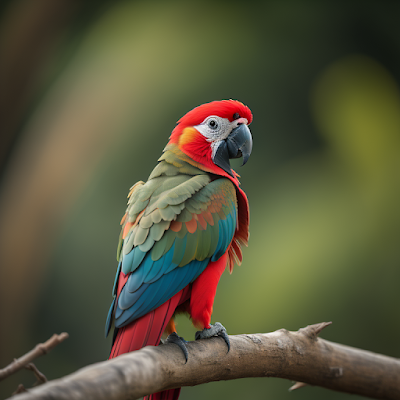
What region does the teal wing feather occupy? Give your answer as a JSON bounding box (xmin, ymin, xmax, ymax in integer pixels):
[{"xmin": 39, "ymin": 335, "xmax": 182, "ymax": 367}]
[{"xmin": 105, "ymin": 168, "xmax": 238, "ymax": 335}]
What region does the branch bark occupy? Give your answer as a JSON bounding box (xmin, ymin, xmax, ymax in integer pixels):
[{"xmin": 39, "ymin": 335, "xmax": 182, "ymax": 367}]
[
  {"xmin": 0, "ymin": 333, "xmax": 69, "ymax": 382},
  {"xmin": 8, "ymin": 323, "xmax": 400, "ymax": 400}
]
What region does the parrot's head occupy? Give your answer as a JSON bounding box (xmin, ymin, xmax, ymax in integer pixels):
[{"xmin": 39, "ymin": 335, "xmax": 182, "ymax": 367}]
[{"xmin": 168, "ymin": 100, "xmax": 253, "ymax": 180}]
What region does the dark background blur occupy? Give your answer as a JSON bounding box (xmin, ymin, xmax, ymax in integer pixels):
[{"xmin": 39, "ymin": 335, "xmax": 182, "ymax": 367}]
[{"xmin": 1, "ymin": 1, "xmax": 400, "ymax": 399}]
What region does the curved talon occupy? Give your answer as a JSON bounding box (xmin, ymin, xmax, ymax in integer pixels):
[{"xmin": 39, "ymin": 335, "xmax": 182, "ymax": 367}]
[
  {"xmin": 195, "ymin": 322, "xmax": 230, "ymax": 352},
  {"xmin": 217, "ymin": 329, "xmax": 230, "ymax": 352},
  {"xmin": 165, "ymin": 332, "xmax": 189, "ymax": 363}
]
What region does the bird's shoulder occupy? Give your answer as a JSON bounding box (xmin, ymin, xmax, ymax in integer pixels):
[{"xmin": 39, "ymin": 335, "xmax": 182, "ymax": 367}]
[{"xmin": 117, "ymin": 160, "xmax": 237, "ymax": 271}]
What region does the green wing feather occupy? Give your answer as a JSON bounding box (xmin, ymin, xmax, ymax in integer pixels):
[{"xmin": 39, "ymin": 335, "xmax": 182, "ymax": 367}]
[{"xmin": 117, "ymin": 155, "xmax": 238, "ymax": 275}]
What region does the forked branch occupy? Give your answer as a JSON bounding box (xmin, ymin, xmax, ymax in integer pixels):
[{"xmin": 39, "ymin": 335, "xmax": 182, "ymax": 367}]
[
  {"xmin": 7, "ymin": 324, "xmax": 400, "ymax": 400},
  {"xmin": 0, "ymin": 333, "xmax": 69, "ymax": 382}
]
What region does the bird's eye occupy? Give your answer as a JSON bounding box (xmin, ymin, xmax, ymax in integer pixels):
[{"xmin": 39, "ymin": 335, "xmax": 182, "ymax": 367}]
[
  {"xmin": 233, "ymin": 113, "xmax": 240, "ymax": 120},
  {"xmin": 208, "ymin": 119, "xmax": 219, "ymax": 130}
]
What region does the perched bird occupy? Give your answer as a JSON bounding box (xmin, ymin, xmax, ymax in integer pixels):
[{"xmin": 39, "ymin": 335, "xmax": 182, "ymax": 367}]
[{"xmin": 106, "ymin": 100, "xmax": 253, "ymax": 400}]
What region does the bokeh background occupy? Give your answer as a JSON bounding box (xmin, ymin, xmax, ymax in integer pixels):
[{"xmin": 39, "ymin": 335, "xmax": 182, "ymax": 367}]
[{"xmin": 1, "ymin": 1, "xmax": 400, "ymax": 399}]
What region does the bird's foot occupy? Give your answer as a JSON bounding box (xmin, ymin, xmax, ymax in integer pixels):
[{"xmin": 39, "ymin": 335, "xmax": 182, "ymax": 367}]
[
  {"xmin": 164, "ymin": 332, "xmax": 189, "ymax": 363},
  {"xmin": 195, "ymin": 322, "xmax": 230, "ymax": 352}
]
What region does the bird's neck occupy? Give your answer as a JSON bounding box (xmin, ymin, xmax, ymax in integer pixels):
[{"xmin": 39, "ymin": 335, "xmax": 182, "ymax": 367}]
[{"xmin": 154, "ymin": 143, "xmax": 240, "ymax": 187}]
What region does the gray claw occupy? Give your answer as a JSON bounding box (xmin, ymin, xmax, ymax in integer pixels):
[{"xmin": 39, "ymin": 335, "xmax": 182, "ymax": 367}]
[
  {"xmin": 195, "ymin": 322, "xmax": 230, "ymax": 352},
  {"xmin": 165, "ymin": 332, "xmax": 188, "ymax": 363}
]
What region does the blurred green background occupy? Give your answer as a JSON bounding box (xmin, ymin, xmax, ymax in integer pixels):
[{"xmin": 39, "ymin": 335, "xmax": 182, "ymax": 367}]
[{"xmin": 1, "ymin": 1, "xmax": 400, "ymax": 399}]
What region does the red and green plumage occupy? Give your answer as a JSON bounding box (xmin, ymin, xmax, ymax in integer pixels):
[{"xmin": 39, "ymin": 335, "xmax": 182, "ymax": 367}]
[{"xmin": 106, "ymin": 100, "xmax": 252, "ymax": 400}]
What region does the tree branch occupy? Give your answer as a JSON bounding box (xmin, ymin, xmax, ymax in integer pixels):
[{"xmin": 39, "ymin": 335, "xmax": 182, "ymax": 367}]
[
  {"xmin": 0, "ymin": 333, "xmax": 69, "ymax": 382},
  {"xmin": 7, "ymin": 323, "xmax": 400, "ymax": 400}
]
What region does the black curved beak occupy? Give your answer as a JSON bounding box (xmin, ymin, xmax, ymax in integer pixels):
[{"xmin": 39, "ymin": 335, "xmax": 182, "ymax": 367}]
[{"xmin": 213, "ymin": 124, "xmax": 253, "ymax": 177}]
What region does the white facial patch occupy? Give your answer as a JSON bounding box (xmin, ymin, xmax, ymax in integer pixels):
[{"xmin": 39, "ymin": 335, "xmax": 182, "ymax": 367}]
[
  {"xmin": 193, "ymin": 116, "xmax": 237, "ymax": 142},
  {"xmin": 193, "ymin": 115, "xmax": 248, "ymax": 159}
]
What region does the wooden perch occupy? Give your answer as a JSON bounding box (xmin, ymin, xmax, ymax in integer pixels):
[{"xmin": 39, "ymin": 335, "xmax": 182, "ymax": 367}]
[
  {"xmin": 0, "ymin": 333, "xmax": 69, "ymax": 382},
  {"xmin": 7, "ymin": 323, "xmax": 400, "ymax": 400}
]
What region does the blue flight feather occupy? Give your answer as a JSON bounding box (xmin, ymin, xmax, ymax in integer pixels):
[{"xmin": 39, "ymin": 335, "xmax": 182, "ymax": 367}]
[
  {"xmin": 114, "ymin": 258, "xmax": 209, "ymax": 328},
  {"xmin": 105, "ymin": 297, "xmax": 116, "ymax": 338},
  {"xmin": 127, "ymin": 258, "xmax": 150, "ymax": 293},
  {"xmin": 144, "ymin": 245, "xmax": 170, "ymax": 283},
  {"xmin": 119, "ymin": 281, "xmax": 150, "ymax": 310},
  {"xmin": 112, "ymin": 262, "xmax": 122, "ymax": 296},
  {"xmin": 121, "ymin": 246, "xmax": 147, "ymax": 275}
]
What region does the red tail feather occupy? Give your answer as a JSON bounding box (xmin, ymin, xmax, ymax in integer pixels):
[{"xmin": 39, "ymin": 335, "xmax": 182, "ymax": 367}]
[
  {"xmin": 110, "ymin": 286, "xmax": 190, "ymax": 400},
  {"xmin": 145, "ymin": 388, "xmax": 181, "ymax": 400}
]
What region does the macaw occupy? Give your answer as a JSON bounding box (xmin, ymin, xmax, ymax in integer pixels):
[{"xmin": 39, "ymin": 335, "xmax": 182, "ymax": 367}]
[{"xmin": 105, "ymin": 100, "xmax": 253, "ymax": 400}]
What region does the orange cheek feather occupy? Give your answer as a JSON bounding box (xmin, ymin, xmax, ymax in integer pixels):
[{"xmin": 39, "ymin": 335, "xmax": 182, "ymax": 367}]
[
  {"xmin": 179, "ymin": 127, "xmax": 213, "ymax": 167},
  {"xmin": 178, "ymin": 127, "xmax": 198, "ymax": 146}
]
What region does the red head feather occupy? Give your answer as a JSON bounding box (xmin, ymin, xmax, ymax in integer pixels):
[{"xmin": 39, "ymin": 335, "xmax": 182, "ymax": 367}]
[
  {"xmin": 167, "ymin": 100, "xmax": 252, "ymax": 184},
  {"xmin": 169, "ymin": 100, "xmax": 252, "ymax": 143}
]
